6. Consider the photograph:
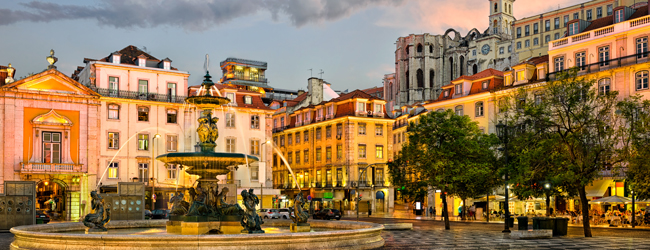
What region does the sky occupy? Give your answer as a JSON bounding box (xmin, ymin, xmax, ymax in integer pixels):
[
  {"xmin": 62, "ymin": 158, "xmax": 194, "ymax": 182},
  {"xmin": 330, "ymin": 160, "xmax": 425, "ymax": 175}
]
[{"xmin": 0, "ymin": 0, "xmax": 586, "ymax": 92}]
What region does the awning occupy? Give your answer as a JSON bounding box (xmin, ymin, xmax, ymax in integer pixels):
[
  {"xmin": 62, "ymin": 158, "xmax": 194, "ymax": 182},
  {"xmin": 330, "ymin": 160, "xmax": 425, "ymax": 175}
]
[
  {"xmin": 585, "ymin": 180, "xmax": 612, "ymax": 197},
  {"xmin": 376, "ymin": 191, "xmax": 385, "ymax": 199},
  {"xmin": 589, "ymin": 195, "xmax": 631, "ymax": 204}
]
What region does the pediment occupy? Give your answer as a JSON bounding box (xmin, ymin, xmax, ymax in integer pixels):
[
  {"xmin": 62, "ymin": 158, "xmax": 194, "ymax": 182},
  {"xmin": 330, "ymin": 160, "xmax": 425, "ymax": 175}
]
[
  {"xmin": 31, "ymin": 109, "xmax": 73, "ymax": 126},
  {"xmin": 4, "ymin": 69, "xmax": 98, "ymax": 96}
]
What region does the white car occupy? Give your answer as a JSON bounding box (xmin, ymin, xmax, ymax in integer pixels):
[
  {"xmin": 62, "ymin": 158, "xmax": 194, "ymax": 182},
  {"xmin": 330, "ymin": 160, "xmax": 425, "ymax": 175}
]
[
  {"xmin": 259, "ymin": 209, "xmax": 281, "ymax": 219},
  {"xmin": 278, "ymin": 208, "xmax": 291, "ymax": 219}
]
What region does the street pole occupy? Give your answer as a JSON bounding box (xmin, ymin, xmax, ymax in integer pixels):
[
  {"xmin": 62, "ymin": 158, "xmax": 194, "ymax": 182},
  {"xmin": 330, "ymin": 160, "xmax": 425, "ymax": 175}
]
[
  {"xmin": 632, "ymin": 191, "xmax": 636, "ymax": 228},
  {"xmin": 356, "ymin": 162, "xmax": 385, "ymax": 222},
  {"xmin": 486, "ymin": 192, "xmax": 489, "ymax": 223},
  {"xmin": 503, "ymin": 136, "xmax": 511, "ymax": 233},
  {"xmin": 151, "ymin": 134, "xmax": 160, "ymax": 211}
]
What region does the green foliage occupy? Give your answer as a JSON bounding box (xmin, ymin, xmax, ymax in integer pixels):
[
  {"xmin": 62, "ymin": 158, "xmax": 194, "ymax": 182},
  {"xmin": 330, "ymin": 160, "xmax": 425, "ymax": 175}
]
[{"xmin": 617, "ymin": 96, "xmax": 650, "ymax": 200}]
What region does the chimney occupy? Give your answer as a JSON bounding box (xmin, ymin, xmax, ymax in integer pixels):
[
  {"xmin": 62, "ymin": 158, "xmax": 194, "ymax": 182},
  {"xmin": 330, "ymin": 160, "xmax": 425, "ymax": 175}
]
[{"xmin": 308, "ymin": 77, "xmax": 323, "ymax": 105}]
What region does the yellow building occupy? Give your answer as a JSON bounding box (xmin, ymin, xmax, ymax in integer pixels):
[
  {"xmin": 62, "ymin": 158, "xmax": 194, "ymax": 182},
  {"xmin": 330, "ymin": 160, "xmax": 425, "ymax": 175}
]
[{"xmin": 272, "ymin": 90, "xmax": 394, "ymax": 214}]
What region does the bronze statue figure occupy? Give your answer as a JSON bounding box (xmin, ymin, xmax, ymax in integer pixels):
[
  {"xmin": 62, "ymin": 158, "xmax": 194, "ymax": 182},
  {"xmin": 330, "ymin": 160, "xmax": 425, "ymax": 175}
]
[
  {"xmin": 169, "ymin": 192, "xmax": 189, "ymax": 216},
  {"xmin": 83, "ymin": 191, "xmax": 111, "ymax": 232},
  {"xmin": 215, "ymin": 187, "xmax": 243, "ymax": 216},
  {"xmin": 186, "ymin": 186, "xmax": 209, "ymax": 216},
  {"xmin": 209, "ymin": 117, "xmax": 219, "ymax": 143},
  {"xmin": 197, "ymin": 117, "xmax": 211, "ymax": 143},
  {"xmin": 240, "ymin": 189, "xmax": 264, "ymax": 233},
  {"xmin": 290, "ymin": 193, "xmax": 310, "ymax": 224}
]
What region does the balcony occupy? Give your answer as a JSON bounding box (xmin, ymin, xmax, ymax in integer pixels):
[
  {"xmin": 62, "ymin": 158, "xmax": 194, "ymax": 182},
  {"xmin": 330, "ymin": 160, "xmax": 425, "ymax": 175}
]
[
  {"xmin": 90, "ymin": 87, "xmax": 186, "ymax": 104},
  {"xmin": 21, "ymin": 162, "xmax": 84, "ymax": 173},
  {"xmin": 547, "ymin": 52, "xmax": 650, "ymax": 80},
  {"xmin": 551, "ymin": 15, "xmax": 650, "ymax": 50},
  {"xmin": 272, "ymin": 126, "xmax": 289, "ymax": 133}
]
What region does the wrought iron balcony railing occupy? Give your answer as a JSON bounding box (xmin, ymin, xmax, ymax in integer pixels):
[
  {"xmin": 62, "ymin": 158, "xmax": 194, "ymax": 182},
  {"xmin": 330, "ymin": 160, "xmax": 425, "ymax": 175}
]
[{"xmin": 90, "ymin": 87, "xmax": 187, "ymax": 104}]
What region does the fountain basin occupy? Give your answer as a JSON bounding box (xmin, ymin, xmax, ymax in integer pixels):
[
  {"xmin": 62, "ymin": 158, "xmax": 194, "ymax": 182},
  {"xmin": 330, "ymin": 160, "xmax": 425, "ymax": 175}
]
[
  {"xmin": 156, "ymin": 152, "xmax": 259, "ymax": 178},
  {"xmin": 10, "ymin": 220, "xmax": 384, "ymax": 250}
]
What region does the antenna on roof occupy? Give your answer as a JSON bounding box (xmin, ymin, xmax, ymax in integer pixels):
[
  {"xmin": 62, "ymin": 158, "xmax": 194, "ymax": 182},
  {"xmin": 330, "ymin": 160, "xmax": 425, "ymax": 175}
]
[
  {"xmin": 204, "ymin": 54, "xmax": 210, "ymax": 73},
  {"xmin": 319, "ymin": 69, "xmax": 324, "ymax": 79},
  {"xmin": 308, "ymin": 68, "xmax": 313, "ymax": 77}
]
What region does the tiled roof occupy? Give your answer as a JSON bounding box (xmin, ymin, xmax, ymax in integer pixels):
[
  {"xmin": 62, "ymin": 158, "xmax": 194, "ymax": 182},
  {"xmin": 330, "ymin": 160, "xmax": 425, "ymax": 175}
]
[
  {"xmin": 583, "ymin": 6, "xmax": 648, "ymax": 33},
  {"xmin": 513, "ymin": 55, "xmax": 549, "ymax": 67},
  {"xmin": 89, "ymin": 45, "xmax": 178, "ymax": 70},
  {"xmin": 188, "ymin": 84, "xmax": 271, "ymax": 110},
  {"xmin": 445, "ymin": 69, "xmax": 504, "ymax": 87},
  {"xmin": 361, "ymin": 86, "xmax": 383, "ymax": 95},
  {"xmin": 429, "ymin": 69, "xmax": 504, "ymax": 104}
]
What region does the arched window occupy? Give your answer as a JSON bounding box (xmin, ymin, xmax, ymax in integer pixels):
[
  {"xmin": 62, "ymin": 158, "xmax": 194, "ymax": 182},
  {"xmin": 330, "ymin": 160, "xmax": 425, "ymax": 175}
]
[
  {"xmin": 417, "ymin": 44, "xmax": 423, "ymax": 53},
  {"xmin": 417, "ymin": 69, "xmax": 424, "ymax": 88},
  {"xmin": 459, "ymin": 56, "xmax": 465, "ymax": 76},
  {"xmin": 455, "ymin": 105, "xmax": 464, "ymax": 116},
  {"xmin": 429, "ymin": 69, "xmax": 435, "ymax": 88},
  {"xmin": 636, "ymin": 71, "xmax": 648, "ymax": 90},
  {"xmin": 389, "ymin": 83, "xmax": 393, "ymax": 99},
  {"xmin": 475, "ymin": 101, "xmax": 484, "ymax": 117},
  {"xmin": 494, "ymin": 3, "xmax": 498, "ymax": 12},
  {"xmin": 473, "ymin": 64, "xmax": 478, "ymax": 75},
  {"xmin": 598, "ymin": 78, "xmax": 611, "ymax": 95},
  {"xmin": 405, "ymin": 71, "xmax": 410, "ymax": 88},
  {"xmin": 406, "ymin": 47, "xmax": 409, "ymax": 55},
  {"xmin": 429, "ymin": 45, "xmax": 434, "ymax": 53},
  {"xmin": 449, "ymin": 57, "xmax": 454, "ymax": 80}
]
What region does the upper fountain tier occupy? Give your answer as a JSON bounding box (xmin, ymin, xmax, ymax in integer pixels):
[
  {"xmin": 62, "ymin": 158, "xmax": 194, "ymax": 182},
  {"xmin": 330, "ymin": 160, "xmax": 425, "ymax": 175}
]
[{"xmin": 156, "ymin": 71, "xmax": 258, "ymax": 179}]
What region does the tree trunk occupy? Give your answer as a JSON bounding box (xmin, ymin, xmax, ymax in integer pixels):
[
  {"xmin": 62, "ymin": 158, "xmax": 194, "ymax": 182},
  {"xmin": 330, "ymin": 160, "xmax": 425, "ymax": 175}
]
[
  {"xmin": 545, "ymin": 193, "xmax": 551, "ymax": 217},
  {"xmin": 442, "ymin": 193, "xmax": 450, "ymax": 230},
  {"xmin": 578, "ymin": 186, "xmax": 592, "ymax": 237},
  {"xmin": 462, "ymin": 198, "xmax": 467, "ymax": 220}
]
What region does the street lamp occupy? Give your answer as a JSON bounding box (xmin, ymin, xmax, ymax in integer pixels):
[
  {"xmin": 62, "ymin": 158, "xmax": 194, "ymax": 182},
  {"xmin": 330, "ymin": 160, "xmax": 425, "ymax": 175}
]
[
  {"xmin": 151, "ymin": 133, "xmax": 161, "ymax": 210},
  {"xmin": 496, "ymin": 121, "xmax": 511, "ymax": 233}
]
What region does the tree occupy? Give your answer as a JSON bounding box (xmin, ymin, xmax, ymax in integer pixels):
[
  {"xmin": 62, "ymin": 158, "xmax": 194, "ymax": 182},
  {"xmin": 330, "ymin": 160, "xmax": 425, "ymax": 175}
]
[
  {"xmin": 617, "ymin": 96, "xmax": 650, "ymax": 200},
  {"xmin": 501, "ymin": 68, "xmax": 620, "ymax": 237},
  {"xmin": 388, "ymin": 109, "xmax": 500, "ymax": 229}
]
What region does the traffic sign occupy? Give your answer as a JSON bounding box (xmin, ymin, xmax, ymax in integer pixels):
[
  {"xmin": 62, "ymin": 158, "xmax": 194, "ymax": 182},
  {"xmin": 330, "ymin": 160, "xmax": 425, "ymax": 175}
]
[{"xmin": 307, "ymin": 195, "xmax": 312, "ymax": 201}]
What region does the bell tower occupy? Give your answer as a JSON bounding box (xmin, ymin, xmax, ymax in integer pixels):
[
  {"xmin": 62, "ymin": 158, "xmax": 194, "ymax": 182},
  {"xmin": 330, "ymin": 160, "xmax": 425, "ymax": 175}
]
[{"xmin": 488, "ymin": 0, "xmax": 516, "ymax": 37}]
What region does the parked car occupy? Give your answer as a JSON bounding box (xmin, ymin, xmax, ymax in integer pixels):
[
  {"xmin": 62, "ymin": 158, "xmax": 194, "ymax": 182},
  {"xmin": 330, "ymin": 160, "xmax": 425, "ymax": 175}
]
[
  {"xmin": 151, "ymin": 209, "xmax": 170, "ymax": 219},
  {"xmin": 313, "ymin": 209, "xmax": 341, "ymax": 220},
  {"xmin": 144, "ymin": 209, "xmax": 152, "ymax": 220},
  {"xmin": 278, "ymin": 208, "xmax": 291, "ymax": 219},
  {"xmin": 261, "ymin": 209, "xmax": 281, "ymax": 219},
  {"xmin": 35, "ymin": 210, "xmax": 50, "ymax": 224}
]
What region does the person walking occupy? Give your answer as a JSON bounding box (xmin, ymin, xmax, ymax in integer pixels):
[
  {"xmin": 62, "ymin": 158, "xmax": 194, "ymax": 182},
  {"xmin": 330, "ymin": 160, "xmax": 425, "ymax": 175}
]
[{"xmin": 429, "ymin": 207, "xmax": 433, "ymax": 218}]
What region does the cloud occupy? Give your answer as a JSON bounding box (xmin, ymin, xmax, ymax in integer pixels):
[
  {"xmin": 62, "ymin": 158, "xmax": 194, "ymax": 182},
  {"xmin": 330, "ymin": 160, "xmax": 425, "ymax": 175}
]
[{"xmin": 0, "ymin": 0, "xmax": 403, "ymax": 30}]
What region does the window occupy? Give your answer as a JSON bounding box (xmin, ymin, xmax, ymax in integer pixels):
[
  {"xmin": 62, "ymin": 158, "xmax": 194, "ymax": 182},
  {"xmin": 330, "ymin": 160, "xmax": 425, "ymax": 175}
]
[
  {"xmin": 598, "ymin": 78, "xmax": 611, "ymax": 95},
  {"xmin": 326, "ymin": 169, "xmax": 332, "ymax": 185},
  {"xmin": 636, "ymin": 71, "xmax": 649, "ymax": 90},
  {"xmin": 317, "ymin": 109, "xmax": 323, "ymax": 119},
  {"xmin": 280, "ymin": 117, "xmax": 285, "ymax": 128},
  {"xmin": 455, "ymin": 84, "xmax": 462, "ymax": 94},
  {"xmin": 167, "ymin": 83, "xmax": 176, "ymax": 101},
  {"xmin": 525, "ymin": 40, "xmax": 530, "ymax": 48},
  {"xmin": 288, "ymin": 134, "xmax": 292, "ymax": 145},
  {"xmin": 455, "ymin": 105, "xmax": 464, "ymax": 116},
  {"xmin": 226, "ymin": 113, "xmax": 235, "ymax": 128},
  {"xmin": 599, "ymin": 46, "xmax": 610, "ymax": 66},
  {"xmin": 226, "ymin": 92, "xmax": 235, "ymax": 103},
  {"xmin": 374, "ymin": 104, "xmax": 382, "ymax": 113},
  {"xmin": 251, "ymin": 115, "xmax": 260, "ymax": 129},
  {"xmin": 545, "ymin": 20, "xmax": 551, "ymax": 32},
  {"xmin": 375, "ymin": 169, "xmax": 384, "ymax": 185},
  {"xmin": 525, "ymin": 25, "xmax": 530, "ymax": 36},
  {"xmin": 108, "ymin": 104, "xmax": 119, "ymax": 119},
  {"xmin": 596, "ymin": 7, "xmax": 602, "ymax": 18},
  {"xmin": 508, "ymin": 45, "xmax": 512, "ymax": 52},
  {"xmin": 533, "ymin": 38, "xmax": 539, "ymax": 46},
  {"xmin": 244, "ymin": 96, "xmax": 252, "ymax": 105},
  {"xmin": 138, "ymin": 106, "xmax": 149, "ymax": 122},
  {"xmin": 42, "ymin": 132, "xmax": 61, "ymax": 163},
  {"xmin": 564, "ymin": 15, "xmax": 569, "ymax": 27},
  {"xmin": 607, "ymin": 5, "xmax": 613, "ymax": 16},
  {"xmin": 359, "ymin": 123, "xmax": 366, "ymax": 135},
  {"xmin": 615, "ymin": 9, "xmax": 624, "ymax": 23},
  {"xmin": 250, "ymin": 166, "xmax": 258, "ymax": 181},
  {"xmin": 473, "ymin": 49, "xmax": 477, "ymax": 56},
  {"xmin": 288, "ymin": 152, "xmax": 293, "ymax": 164},
  {"xmin": 167, "ymin": 109, "xmax": 177, "ymax": 124},
  {"xmin": 555, "ymin": 57, "xmax": 564, "ymax": 72},
  {"xmin": 295, "ymin": 151, "xmax": 300, "ymax": 163},
  {"xmin": 375, "ymin": 124, "xmax": 383, "ymax": 136},
  {"xmin": 109, "ymin": 77, "xmax": 119, "ymax": 96},
  {"xmin": 554, "ymin": 33, "xmax": 560, "ymax": 40},
  {"xmin": 475, "ymin": 102, "xmax": 484, "ymax": 117},
  {"xmin": 587, "ymin": 9, "xmax": 592, "ymax": 21},
  {"xmin": 327, "ymin": 105, "xmax": 334, "ymax": 117},
  {"xmin": 576, "ymin": 52, "xmax": 586, "ymax": 70},
  {"xmin": 316, "ymin": 170, "xmax": 321, "ymax": 184},
  {"xmin": 535, "ymin": 94, "xmax": 543, "ymax": 105},
  {"xmin": 316, "ymin": 127, "xmax": 322, "ymax": 140},
  {"xmin": 516, "ymin": 27, "xmax": 521, "ymax": 38},
  {"xmin": 444, "ymin": 90, "xmax": 450, "ymax": 97},
  {"xmin": 357, "ymin": 102, "xmax": 365, "ymax": 112},
  {"xmin": 336, "ymin": 123, "xmax": 343, "ymax": 138},
  {"xmin": 167, "ymin": 164, "xmax": 177, "ymax": 179},
  {"xmin": 226, "ymin": 138, "xmax": 236, "ymax": 153},
  {"xmin": 417, "ymin": 44, "xmax": 423, "ymax": 53},
  {"xmin": 108, "ymin": 132, "xmax": 119, "ymax": 149},
  {"xmin": 375, "ymin": 145, "xmax": 383, "ymax": 159},
  {"xmin": 304, "ymin": 131, "xmax": 309, "ymax": 142},
  {"xmin": 516, "ymin": 42, "xmax": 521, "ymax": 49},
  {"xmin": 138, "ymin": 163, "xmax": 148, "ymax": 183},
  {"xmin": 516, "ymin": 70, "xmax": 525, "ymax": 81},
  {"xmin": 482, "ymin": 81, "xmax": 489, "ymax": 89},
  {"xmin": 138, "ymin": 134, "xmax": 149, "ymax": 150},
  {"xmin": 569, "ymin": 22, "xmax": 579, "ymax": 36},
  {"xmin": 280, "ymin": 135, "xmax": 285, "ymax": 146},
  {"xmin": 138, "ymin": 80, "xmax": 148, "ymax": 97},
  {"xmin": 250, "ymin": 139, "xmax": 260, "ymax": 155},
  {"xmin": 166, "ymin": 135, "xmax": 177, "ymax": 152},
  {"xmin": 326, "ymin": 147, "xmax": 332, "ymax": 160},
  {"xmin": 295, "ymin": 133, "xmax": 300, "ymax": 144},
  {"xmin": 108, "ymin": 162, "xmax": 119, "ymax": 179},
  {"xmin": 499, "ymin": 47, "xmax": 504, "ymax": 54},
  {"xmin": 326, "ymin": 126, "xmax": 332, "ymax": 138},
  {"xmin": 316, "ymin": 147, "xmax": 322, "ymax": 161},
  {"xmin": 637, "ymin": 37, "xmax": 648, "ymax": 59},
  {"xmin": 337, "ymin": 144, "xmax": 343, "ymax": 159},
  {"xmin": 533, "ymin": 23, "xmax": 539, "ymax": 34},
  {"xmin": 304, "ymin": 150, "xmax": 309, "ymax": 163},
  {"xmin": 358, "ymin": 144, "xmax": 366, "ymax": 158}
]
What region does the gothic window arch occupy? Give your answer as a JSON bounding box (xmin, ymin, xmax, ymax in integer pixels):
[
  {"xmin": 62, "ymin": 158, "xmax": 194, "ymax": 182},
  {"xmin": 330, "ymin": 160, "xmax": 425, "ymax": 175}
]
[
  {"xmin": 429, "ymin": 69, "xmax": 435, "ymax": 88},
  {"xmin": 417, "ymin": 44, "xmax": 423, "ymax": 53},
  {"xmin": 405, "ymin": 70, "xmax": 410, "ymax": 88},
  {"xmin": 429, "ymin": 45, "xmax": 433, "ymax": 53},
  {"xmin": 417, "ymin": 69, "xmax": 424, "ymax": 88},
  {"xmin": 389, "ymin": 83, "xmax": 393, "ymax": 98},
  {"xmin": 473, "ymin": 64, "xmax": 478, "ymax": 75},
  {"xmin": 449, "ymin": 57, "xmax": 454, "ymax": 80},
  {"xmin": 459, "ymin": 56, "xmax": 465, "ymax": 76}
]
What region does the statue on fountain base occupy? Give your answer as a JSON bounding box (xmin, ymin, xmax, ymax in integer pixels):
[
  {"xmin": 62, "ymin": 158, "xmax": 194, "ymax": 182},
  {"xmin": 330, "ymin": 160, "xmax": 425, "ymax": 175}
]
[
  {"xmin": 83, "ymin": 191, "xmax": 110, "ymax": 233},
  {"xmin": 240, "ymin": 189, "xmax": 264, "ymax": 234}
]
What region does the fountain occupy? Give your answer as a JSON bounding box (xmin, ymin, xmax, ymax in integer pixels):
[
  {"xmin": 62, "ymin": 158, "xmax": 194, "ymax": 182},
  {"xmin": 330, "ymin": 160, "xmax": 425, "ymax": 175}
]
[{"xmin": 9, "ymin": 68, "xmax": 384, "ymax": 250}]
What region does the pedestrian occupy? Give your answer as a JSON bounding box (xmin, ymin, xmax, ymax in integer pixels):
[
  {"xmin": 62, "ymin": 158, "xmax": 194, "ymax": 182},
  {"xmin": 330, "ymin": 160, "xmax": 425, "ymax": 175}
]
[
  {"xmin": 433, "ymin": 207, "xmax": 437, "ymax": 219},
  {"xmin": 429, "ymin": 207, "xmax": 433, "ymax": 218}
]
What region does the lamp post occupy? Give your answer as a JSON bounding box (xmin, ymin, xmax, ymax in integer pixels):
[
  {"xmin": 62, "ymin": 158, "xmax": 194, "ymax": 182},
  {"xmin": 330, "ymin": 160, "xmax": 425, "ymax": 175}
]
[
  {"xmin": 151, "ymin": 133, "xmax": 161, "ymax": 211},
  {"xmin": 356, "ymin": 162, "xmax": 386, "ymax": 221},
  {"xmin": 632, "ymin": 190, "xmax": 636, "ymax": 228},
  {"xmin": 260, "ymin": 140, "xmax": 271, "ymax": 209},
  {"xmin": 496, "ymin": 121, "xmax": 511, "ymax": 233}
]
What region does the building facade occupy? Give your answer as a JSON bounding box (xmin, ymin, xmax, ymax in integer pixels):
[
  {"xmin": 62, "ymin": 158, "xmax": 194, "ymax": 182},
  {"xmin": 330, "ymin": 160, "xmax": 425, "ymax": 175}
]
[{"xmin": 384, "ymin": 0, "xmax": 517, "ymax": 111}]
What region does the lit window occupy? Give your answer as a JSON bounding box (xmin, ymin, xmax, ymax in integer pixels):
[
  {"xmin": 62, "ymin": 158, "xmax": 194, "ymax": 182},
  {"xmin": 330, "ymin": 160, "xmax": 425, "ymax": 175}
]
[
  {"xmin": 108, "ymin": 132, "xmax": 119, "ymax": 149},
  {"xmin": 244, "ymin": 96, "xmax": 252, "ymax": 104},
  {"xmin": 250, "ymin": 139, "xmax": 260, "ymax": 155},
  {"xmin": 358, "ymin": 144, "xmax": 367, "ymax": 158},
  {"xmin": 516, "ymin": 70, "xmax": 525, "ymax": 81},
  {"xmin": 316, "ymin": 147, "xmax": 322, "ymax": 161},
  {"xmin": 138, "ymin": 106, "xmax": 149, "ymax": 122},
  {"xmin": 167, "ymin": 109, "xmax": 177, "ymax": 124},
  {"xmin": 375, "ymin": 145, "xmax": 384, "ymax": 159},
  {"xmin": 326, "ymin": 147, "xmax": 332, "ymax": 160},
  {"xmin": 108, "ymin": 162, "xmax": 119, "ymax": 179},
  {"xmin": 599, "ymin": 46, "xmax": 610, "ymax": 66},
  {"xmin": 304, "ymin": 150, "xmax": 309, "ymax": 163},
  {"xmin": 108, "ymin": 104, "xmax": 119, "ymax": 119},
  {"xmin": 138, "ymin": 134, "xmax": 149, "ymax": 150},
  {"xmin": 337, "ymin": 144, "xmax": 343, "ymax": 159}
]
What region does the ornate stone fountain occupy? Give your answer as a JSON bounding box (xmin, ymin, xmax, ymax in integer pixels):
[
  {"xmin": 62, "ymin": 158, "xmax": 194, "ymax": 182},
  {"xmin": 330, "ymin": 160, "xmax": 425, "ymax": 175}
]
[{"xmin": 156, "ymin": 71, "xmax": 262, "ymax": 234}]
